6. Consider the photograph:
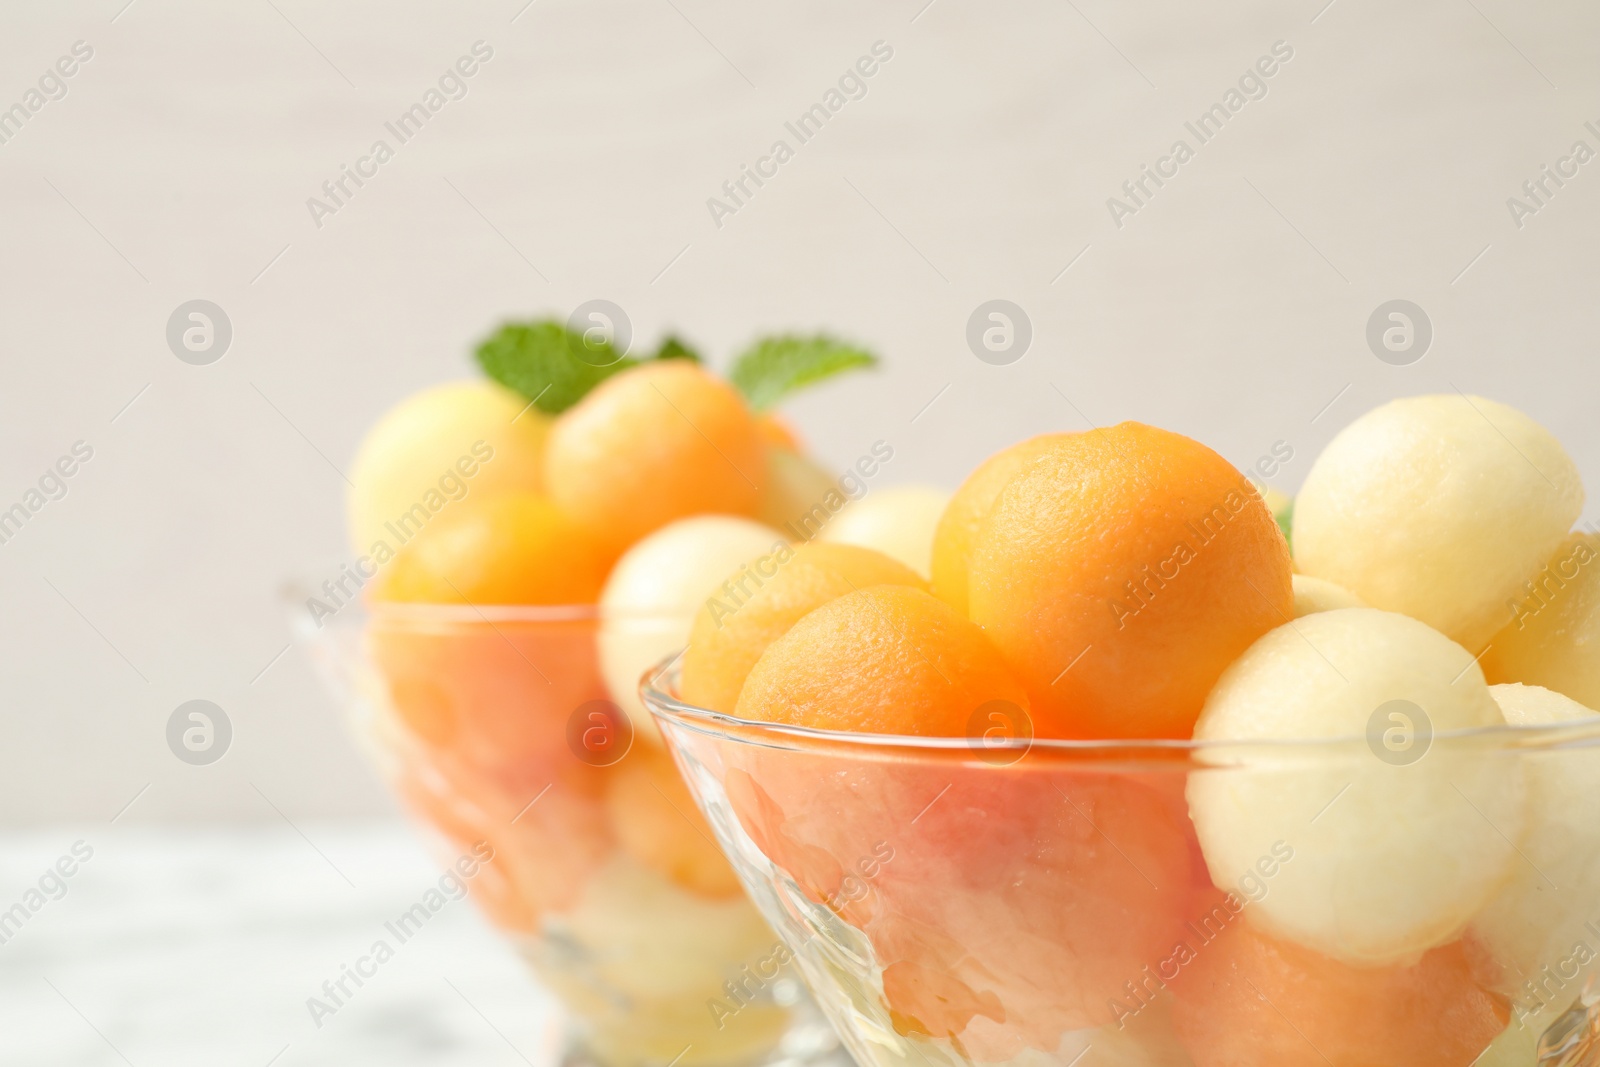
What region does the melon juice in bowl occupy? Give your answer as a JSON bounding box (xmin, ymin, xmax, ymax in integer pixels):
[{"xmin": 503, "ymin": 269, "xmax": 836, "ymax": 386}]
[
  {"xmin": 641, "ymin": 397, "xmax": 1600, "ymax": 1067},
  {"xmin": 292, "ymin": 320, "xmax": 904, "ymax": 1066}
]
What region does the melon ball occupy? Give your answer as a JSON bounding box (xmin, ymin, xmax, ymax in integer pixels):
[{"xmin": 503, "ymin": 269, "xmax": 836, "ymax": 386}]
[
  {"xmin": 605, "ymin": 744, "xmax": 742, "ymax": 898},
  {"xmin": 967, "ymin": 423, "xmax": 1292, "ymax": 740},
  {"xmin": 755, "ymin": 411, "xmax": 803, "ymax": 452},
  {"xmin": 1189, "ymin": 608, "xmax": 1522, "ymax": 965},
  {"xmin": 1472, "ymin": 684, "xmax": 1600, "ymax": 1012},
  {"xmin": 1483, "ymin": 532, "xmax": 1600, "ymax": 710},
  {"xmin": 1293, "ymin": 395, "xmax": 1583, "ymax": 652},
  {"xmin": 1169, "ymin": 922, "xmax": 1508, "ymax": 1067},
  {"xmin": 820, "ymin": 484, "xmax": 951, "ymax": 579},
  {"xmin": 679, "ymin": 542, "xmax": 926, "ymax": 714},
  {"xmin": 599, "ymin": 516, "xmax": 784, "ymax": 741},
  {"xmin": 735, "ymin": 584, "xmax": 1026, "ymax": 736},
  {"xmin": 757, "ymin": 448, "xmax": 838, "ymax": 538},
  {"xmin": 377, "ymin": 492, "xmax": 612, "ymax": 605},
  {"xmin": 932, "ymin": 434, "xmax": 1074, "ymax": 616},
  {"xmin": 1292, "ymin": 574, "xmax": 1366, "ymax": 617},
  {"xmin": 544, "ymin": 362, "xmax": 767, "ymax": 549},
  {"xmin": 543, "ymin": 853, "xmax": 784, "ymax": 1067},
  {"xmin": 348, "ymin": 380, "xmax": 550, "ymax": 556}
]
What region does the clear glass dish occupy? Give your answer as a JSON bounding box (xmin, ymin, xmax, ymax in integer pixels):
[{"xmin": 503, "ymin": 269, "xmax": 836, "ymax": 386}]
[
  {"xmin": 289, "ymin": 592, "xmax": 846, "ymax": 1067},
  {"xmin": 642, "ymin": 659, "xmax": 1600, "ymax": 1067}
]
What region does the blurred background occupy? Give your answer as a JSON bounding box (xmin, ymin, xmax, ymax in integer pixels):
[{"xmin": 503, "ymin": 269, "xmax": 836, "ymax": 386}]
[{"xmin": 2, "ymin": 0, "xmax": 1597, "ymax": 1062}]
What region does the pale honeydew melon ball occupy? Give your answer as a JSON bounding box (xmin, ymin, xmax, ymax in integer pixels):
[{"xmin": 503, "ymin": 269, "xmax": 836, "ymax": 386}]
[
  {"xmin": 1189, "ymin": 608, "xmax": 1521, "ymax": 966},
  {"xmin": 1292, "ymin": 574, "xmax": 1366, "ymax": 617},
  {"xmin": 540, "ymin": 853, "xmax": 784, "ymax": 1067},
  {"xmin": 599, "ymin": 515, "xmax": 784, "ymax": 741},
  {"xmin": 1294, "ymin": 395, "xmax": 1583, "ymax": 652},
  {"xmin": 347, "ymin": 380, "xmax": 550, "ymax": 555},
  {"xmin": 819, "ymin": 484, "xmax": 951, "ymax": 579},
  {"xmin": 1472, "ymin": 684, "xmax": 1600, "ymax": 1010},
  {"xmin": 1483, "ymin": 533, "xmax": 1600, "ymax": 711},
  {"xmin": 757, "ymin": 448, "xmax": 838, "ymax": 538}
]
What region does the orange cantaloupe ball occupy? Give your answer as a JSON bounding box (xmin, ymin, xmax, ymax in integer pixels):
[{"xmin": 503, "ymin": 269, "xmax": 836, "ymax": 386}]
[
  {"xmin": 930, "ymin": 433, "xmax": 1075, "ymax": 616},
  {"xmin": 377, "ymin": 492, "xmax": 612, "ymax": 605},
  {"xmin": 605, "ymin": 745, "xmax": 743, "ymax": 899},
  {"xmin": 967, "ymin": 423, "xmax": 1292, "ymax": 739},
  {"xmin": 369, "ymin": 591, "xmax": 611, "ymax": 770},
  {"xmin": 1169, "ymin": 921, "xmax": 1508, "ymax": 1067},
  {"xmin": 392, "ymin": 760, "xmax": 614, "ymax": 932},
  {"xmin": 679, "ymin": 542, "xmax": 926, "ymax": 714},
  {"xmin": 734, "ymin": 585, "xmax": 1028, "ymax": 736},
  {"xmin": 755, "ymin": 412, "xmax": 803, "ymax": 452},
  {"xmin": 544, "ymin": 362, "xmax": 766, "ymax": 548}
]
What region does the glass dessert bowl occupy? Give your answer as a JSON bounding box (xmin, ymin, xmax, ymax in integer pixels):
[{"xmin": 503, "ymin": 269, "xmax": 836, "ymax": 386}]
[
  {"xmin": 643, "ymin": 658, "xmax": 1600, "ymax": 1067},
  {"xmin": 293, "ymin": 596, "xmax": 845, "ymax": 1067}
]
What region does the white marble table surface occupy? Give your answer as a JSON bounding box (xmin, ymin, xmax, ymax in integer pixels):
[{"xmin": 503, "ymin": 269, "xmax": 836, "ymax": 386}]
[{"xmin": 0, "ymin": 822, "xmax": 564, "ymax": 1067}]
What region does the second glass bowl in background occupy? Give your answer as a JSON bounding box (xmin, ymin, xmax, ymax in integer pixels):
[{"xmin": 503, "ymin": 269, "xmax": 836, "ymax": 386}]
[{"xmin": 294, "ymin": 596, "xmax": 845, "ymax": 1067}]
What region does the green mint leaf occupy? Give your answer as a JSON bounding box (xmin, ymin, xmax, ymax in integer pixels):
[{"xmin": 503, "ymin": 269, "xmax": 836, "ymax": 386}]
[
  {"xmin": 729, "ymin": 335, "xmax": 878, "ymax": 411},
  {"xmin": 474, "ymin": 320, "xmax": 636, "ymax": 414},
  {"xmin": 654, "ymin": 335, "xmax": 702, "ymax": 363}
]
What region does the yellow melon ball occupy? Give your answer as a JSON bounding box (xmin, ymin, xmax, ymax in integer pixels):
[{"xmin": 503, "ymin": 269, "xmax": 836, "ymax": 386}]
[
  {"xmin": 347, "ymin": 380, "xmax": 549, "ymax": 556},
  {"xmin": 547, "ymin": 853, "xmax": 782, "ymax": 1066},
  {"xmin": 1292, "ymin": 573, "xmax": 1366, "ymax": 617},
  {"xmin": 1472, "ymin": 683, "xmax": 1600, "ymax": 1019},
  {"xmin": 819, "ymin": 484, "xmax": 951, "ymax": 579},
  {"xmin": 598, "ymin": 516, "xmax": 784, "ymax": 741},
  {"xmin": 1483, "ymin": 532, "xmax": 1600, "ymax": 710},
  {"xmin": 1293, "ymin": 395, "xmax": 1583, "ymax": 652},
  {"xmin": 756, "ymin": 449, "xmax": 838, "ymax": 538},
  {"xmin": 1189, "ymin": 608, "xmax": 1521, "ymax": 966}
]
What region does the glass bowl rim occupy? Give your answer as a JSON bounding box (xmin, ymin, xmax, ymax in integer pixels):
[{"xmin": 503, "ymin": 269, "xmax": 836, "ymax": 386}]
[
  {"xmin": 639, "ymin": 656, "xmax": 1600, "ymax": 762},
  {"xmin": 280, "ymin": 572, "xmax": 701, "ymax": 631}
]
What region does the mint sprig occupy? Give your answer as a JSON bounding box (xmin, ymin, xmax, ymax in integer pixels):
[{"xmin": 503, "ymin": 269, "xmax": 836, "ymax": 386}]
[
  {"xmin": 474, "ymin": 320, "xmax": 636, "ymax": 414},
  {"xmin": 476, "ymin": 322, "xmax": 875, "ymax": 415},
  {"xmin": 654, "ymin": 336, "xmax": 702, "ymax": 363},
  {"xmin": 729, "ymin": 335, "xmax": 878, "ymax": 411}
]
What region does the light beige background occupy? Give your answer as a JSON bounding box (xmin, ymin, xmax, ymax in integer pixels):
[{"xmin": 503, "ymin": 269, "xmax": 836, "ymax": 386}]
[{"xmin": 2, "ymin": 0, "xmax": 1596, "ymax": 824}]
